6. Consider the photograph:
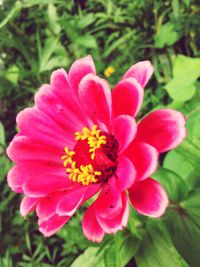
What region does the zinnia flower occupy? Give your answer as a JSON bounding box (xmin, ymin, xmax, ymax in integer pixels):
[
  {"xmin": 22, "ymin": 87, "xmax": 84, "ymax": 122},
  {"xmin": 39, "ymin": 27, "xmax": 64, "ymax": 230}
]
[{"xmin": 7, "ymin": 56, "xmax": 186, "ymax": 242}]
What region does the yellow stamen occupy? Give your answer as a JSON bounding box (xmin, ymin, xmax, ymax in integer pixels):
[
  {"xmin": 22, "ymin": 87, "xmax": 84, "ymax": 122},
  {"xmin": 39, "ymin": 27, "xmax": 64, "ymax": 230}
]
[
  {"xmin": 75, "ymin": 125, "xmax": 106, "ymax": 160},
  {"xmin": 66, "ymin": 162, "xmax": 101, "ymax": 185},
  {"xmin": 61, "ymin": 125, "xmax": 106, "ymax": 185}
]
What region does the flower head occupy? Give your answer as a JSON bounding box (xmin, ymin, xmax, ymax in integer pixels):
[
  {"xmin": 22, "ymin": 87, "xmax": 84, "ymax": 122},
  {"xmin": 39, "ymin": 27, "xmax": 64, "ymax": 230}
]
[{"xmin": 7, "ymin": 56, "xmax": 186, "ymax": 242}]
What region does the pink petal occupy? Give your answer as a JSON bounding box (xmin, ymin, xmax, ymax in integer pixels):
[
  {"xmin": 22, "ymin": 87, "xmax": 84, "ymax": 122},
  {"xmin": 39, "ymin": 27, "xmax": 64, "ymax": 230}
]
[
  {"xmin": 7, "ymin": 162, "xmax": 65, "ymax": 193},
  {"xmin": 35, "ymin": 85, "xmax": 88, "ymax": 136},
  {"xmin": 23, "ymin": 175, "xmax": 74, "ymax": 197},
  {"xmin": 56, "ymin": 186, "xmax": 87, "ymax": 216},
  {"xmin": 16, "ymin": 107, "xmax": 74, "ymax": 149},
  {"xmin": 20, "ymin": 196, "xmax": 38, "ymax": 216},
  {"xmin": 123, "ymin": 61, "xmax": 154, "ymax": 88},
  {"xmin": 7, "ymin": 165, "xmax": 24, "ymax": 193},
  {"xmin": 116, "ymin": 156, "xmax": 136, "ymax": 191},
  {"xmin": 36, "ymin": 192, "xmax": 65, "ymax": 221},
  {"xmin": 6, "ymin": 135, "xmax": 63, "ymax": 163},
  {"xmin": 113, "ymin": 115, "xmax": 137, "ymax": 153},
  {"xmin": 129, "ymin": 178, "xmax": 169, "ymax": 218},
  {"xmin": 39, "ymin": 214, "xmax": 70, "ymax": 237},
  {"xmin": 96, "ymin": 193, "xmax": 129, "ymax": 234},
  {"xmin": 82, "ymin": 204, "xmax": 105, "ymax": 243},
  {"xmin": 135, "ymin": 109, "xmax": 187, "ymax": 153},
  {"xmin": 78, "ymin": 73, "xmax": 112, "ymax": 130},
  {"xmin": 112, "ymin": 77, "xmax": 143, "ymax": 117},
  {"xmin": 95, "ymin": 178, "xmax": 123, "ymax": 219},
  {"xmin": 68, "ymin": 55, "xmax": 96, "ymax": 94},
  {"xmin": 126, "ymin": 142, "xmax": 158, "ymax": 181}
]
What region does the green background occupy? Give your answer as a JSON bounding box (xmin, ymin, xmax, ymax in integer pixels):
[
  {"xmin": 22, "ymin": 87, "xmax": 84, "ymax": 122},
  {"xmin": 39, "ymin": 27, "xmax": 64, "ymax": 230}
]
[{"xmin": 1, "ymin": 1, "xmax": 200, "ymax": 266}]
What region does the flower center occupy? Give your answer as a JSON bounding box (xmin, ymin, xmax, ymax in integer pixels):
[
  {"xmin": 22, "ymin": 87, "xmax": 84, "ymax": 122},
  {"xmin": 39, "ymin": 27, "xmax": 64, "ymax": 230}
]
[{"xmin": 61, "ymin": 125, "xmax": 119, "ymax": 185}]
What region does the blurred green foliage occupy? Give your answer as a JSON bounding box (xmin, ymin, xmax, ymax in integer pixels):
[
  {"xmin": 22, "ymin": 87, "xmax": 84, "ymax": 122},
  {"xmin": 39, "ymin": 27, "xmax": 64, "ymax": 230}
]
[{"xmin": 1, "ymin": 0, "xmax": 200, "ymax": 266}]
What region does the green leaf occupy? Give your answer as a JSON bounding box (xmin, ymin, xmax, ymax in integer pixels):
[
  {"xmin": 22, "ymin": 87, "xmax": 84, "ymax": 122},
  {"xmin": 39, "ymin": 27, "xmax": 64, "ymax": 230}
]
[
  {"xmin": 135, "ymin": 220, "xmax": 188, "ymax": 267},
  {"xmin": 70, "ymin": 247, "xmax": 105, "ymax": 267},
  {"xmin": 75, "ymin": 35, "xmax": 97, "ymax": 49},
  {"xmin": 0, "ymin": 122, "xmax": 5, "ymax": 147},
  {"xmin": 104, "ymin": 231, "xmax": 140, "ymax": 267},
  {"xmin": 164, "ymin": 150, "xmax": 194, "ymax": 181},
  {"xmin": 165, "ymin": 55, "xmax": 200, "ymax": 101},
  {"xmin": 165, "ymin": 78, "xmax": 196, "ymax": 102},
  {"xmin": 173, "ymin": 55, "xmax": 200, "ymax": 82},
  {"xmin": 154, "ymin": 23, "xmax": 179, "ymax": 48},
  {"xmin": 5, "ymin": 65, "xmax": 20, "ymax": 85},
  {"xmin": 47, "ymin": 4, "xmax": 61, "ymax": 35},
  {"xmin": 152, "ymin": 167, "xmax": 188, "ymax": 203},
  {"xmin": 165, "ymin": 189, "xmax": 200, "ymax": 267}
]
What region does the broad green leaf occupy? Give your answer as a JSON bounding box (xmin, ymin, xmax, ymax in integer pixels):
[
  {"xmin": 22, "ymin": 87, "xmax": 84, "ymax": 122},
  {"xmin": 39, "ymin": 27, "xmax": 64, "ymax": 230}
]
[
  {"xmin": 173, "ymin": 55, "xmax": 200, "ymax": 81},
  {"xmin": 165, "ymin": 189, "xmax": 200, "ymax": 267},
  {"xmin": 165, "ymin": 55, "xmax": 200, "ymax": 101},
  {"xmin": 70, "ymin": 247, "xmax": 105, "ymax": 267},
  {"xmin": 135, "ymin": 220, "xmax": 188, "ymax": 267},
  {"xmin": 104, "ymin": 231, "xmax": 140, "ymax": 267},
  {"xmin": 165, "ymin": 78, "xmax": 196, "ymax": 102},
  {"xmin": 164, "ymin": 150, "xmax": 194, "ymax": 181},
  {"xmin": 152, "ymin": 167, "xmax": 188, "ymax": 203},
  {"xmin": 154, "ymin": 23, "xmax": 179, "ymax": 48}
]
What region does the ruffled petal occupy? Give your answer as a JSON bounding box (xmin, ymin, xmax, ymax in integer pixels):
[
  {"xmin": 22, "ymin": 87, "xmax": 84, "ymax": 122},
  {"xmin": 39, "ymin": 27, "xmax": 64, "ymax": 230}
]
[
  {"xmin": 16, "ymin": 107, "xmax": 75, "ymax": 149},
  {"xmin": 78, "ymin": 73, "xmax": 112, "ymax": 130},
  {"xmin": 39, "ymin": 214, "xmax": 70, "ymax": 237},
  {"xmin": 68, "ymin": 55, "xmax": 96, "ymax": 94},
  {"xmin": 6, "ymin": 135, "xmax": 63, "ymax": 164},
  {"xmin": 20, "ymin": 196, "xmax": 38, "ymax": 216},
  {"xmin": 112, "ymin": 77, "xmax": 143, "ymax": 117},
  {"xmin": 23, "ymin": 175, "xmax": 74, "ymax": 197},
  {"xmin": 129, "ymin": 178, "xmax": 169, "ymax": 218},
  {"xmin": 95, "ymin": 177, "xmax": 123, "ymax": 219},
  {"xmin": 36, "ymin": 192, "xmax": 65, "ymax": 221},
  {"xmin": 126, "ymin": 142, "xmax": 158, "ymax": 181},
  {"xmin": 113, "ymin": 115, "xmax": 137, "ymax": 153},
  {"xmin": 116, "ymin": 156, "xmax": 135, "ymax": 191},
  {"xmin": 82, "ymin": 204, "xmax": 105, "ymax": 243},
  {"xmin": 123, "ymin": 61, "xmax": 154, "ymax": 88},
  {"xmin": 56, "ymin": 186, "xmax": 87, "ymax": 216},
  {"xmin": 35, "ymin": 85, "xmax": 88, "ymax": 136},
  {"xmin": 135, "ymin": 109, "xmax": 187, "ymax": 153},
  {"xmin": 96, "ymin": 193, "xmax": 129, "ymax": 234}
]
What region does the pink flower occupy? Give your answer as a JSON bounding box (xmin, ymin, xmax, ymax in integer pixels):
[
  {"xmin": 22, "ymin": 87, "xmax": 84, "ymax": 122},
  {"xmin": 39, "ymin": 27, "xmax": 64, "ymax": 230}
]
[{"xmin": 6, "ymin": 56, "xmax": 186, "ymax": 242}]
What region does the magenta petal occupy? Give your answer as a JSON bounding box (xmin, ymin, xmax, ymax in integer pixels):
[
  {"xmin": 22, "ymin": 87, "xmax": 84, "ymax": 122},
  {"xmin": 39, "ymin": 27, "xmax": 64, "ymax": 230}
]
[
  {"xmin": 39, "ymin": 214, "xmax": 70, "ymax": 237},
  {"xmin": 135, "ymin": 109, "xmax": 187, "ymax": 153},
  {"xmin": 6, "ymin": 135, "xmax": 63, "ymax": 164},
  {"xmin": 79, "ymin": 73, "xmax": 112, "ymax": 129},
  {"xmin": 112, "ymin": 77, "xmax": 143, "ymax": 117},
  {"xmin": 126, "ymin": 142, "xmax": 158, "ymax": 181},
  {"xmin": 123, "ymin": 61, "xmax": 154, "ymax": 88},
  {"xmin": 129, "ymin": 178, "xmax": 169, "ymax": 218},
  {"xmin": 96, "ymin": 193, "xmax": 129, "ymax": 234},
  {"xmin": 82, "ymin": 204, "xmax": 105, "ymax": 243},
  {"xmin": 113, "ymin": 115, "xmax": 137, "ymax": 153},
  {"xmin": 56, "ymin": 186, "xmax": 87, "ymax": 216},
  {"xmin": 23, "ymin": 175, "xmax": 73, "ymax": 197},
  {"xmin": 7, "ymin": 165, "xmax": 24, "ymax": 193},
  {"xmin": 116, "ymin": 157, "xmax": 135, "ymax": 191},
  {"xmin": 95, "ymin": 179, "xmax": 123, "ymax": 219},
  {"xmin": 36, "ymin": 192, "xmax": 65, "ymax": 221},
  {"xmin": 20, "ymin": 196, "xmax": 38, "ymax": 216},
  {"xmin": 69, "ymin": 55, "xmax": 96, "ymax": 94}
]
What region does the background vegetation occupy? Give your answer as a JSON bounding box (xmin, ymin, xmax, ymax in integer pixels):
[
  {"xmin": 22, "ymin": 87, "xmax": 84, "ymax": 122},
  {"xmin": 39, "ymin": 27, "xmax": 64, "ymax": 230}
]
[{"xmin": 1, "ymin": 0, "xmax": 200, "ymax": 266}]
